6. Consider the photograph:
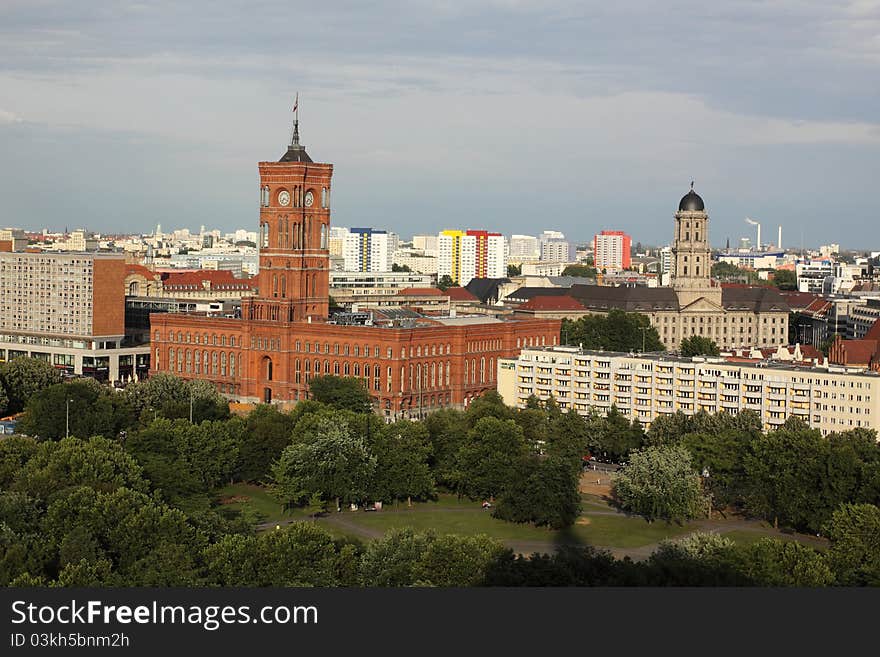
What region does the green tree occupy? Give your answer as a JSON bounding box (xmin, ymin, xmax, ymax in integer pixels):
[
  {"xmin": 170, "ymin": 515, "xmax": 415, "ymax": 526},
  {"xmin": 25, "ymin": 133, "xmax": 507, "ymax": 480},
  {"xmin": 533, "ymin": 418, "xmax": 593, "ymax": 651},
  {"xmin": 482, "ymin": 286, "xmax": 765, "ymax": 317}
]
[
  {"xmin": 561, "ymin": 309, "xmax": 664, "ymax": 352},
  {"xmin": 123, "ymin": 373, "xmax": 229, "ymax": 423},
  {"xmin": 359, "ymin": 527, "xmax": 433, "ymax": 586},
  {"xmin": 612, "ymin": 445, "xmax": 706, "ymax": 522},
  {"xmin": 372, "ymin": 420, "xmax": 435, "ymax": 506},
  {"xmin": 423, "ymin": 408, "xmax": 468, "ymax": 489},
  {"xmin": 125, "ymin": 418, "xmax": 242, "ymax": 503},
  {"xmin": 0, "ymin": 357, "xmax": 63, "ymax": 414},
  {"xmin": 12, "ymin": 436, "xmax": 148, "ymax": 502},
  {"xmin": 17, "ymin": 379, "xmax": 133, "ymax": 441},
  {"xmin": 584, "ymin": 406, "xmax": 645, "ymax": 462},
  {"xmin": 454, "ymin": 417, "xmax": 529, "ymax": 500},
  {"xmin": 823, "ymin": 503, "xmax": 880, "ymax": 586},
  {"xmin": 203, "ymin": 522, "xmax": 359, "ymax": 587},
  {"xmin": 271, "ymin": 418, "xmax": 377, "ymax": 511},
  {"xmin": 413, "ymin": 533, "xmax": 507, "ymax": 587},
  {"xmin": 506, "ymin": 264, "xmax": 522, "ymax": 277},
  {"xmin": 772, "ymin": 269, "xmax": 797, "ymax": 290},
  {"xmin": 236, "ymin": 405, "xmax": 297, "ymax": 482},
  {"xmin": 391, "ymin": 263, "xmax": 411, "ymax": 272},
  {"xmin": 730, "ymin": 538, "xmax": 835, "ymax": 587},
  {"xmin": 307, "ymin": 375, "xmax": 374, "ymax": 413},
  {"xmin": 437, "ymin": 275, "xmax": 457, "ymax": 291},
  {"xmin": 561, "ymin": 264, "xmax": 597, "ymax": 279},
  {"xmin": 679, "ymin": 336, "xmax": 721, "ymax": 357},
  {"xmin": 493, "ymin": 455, "xmax": 581, "ymax": 529},
  {"xmin": 742, "ymin": 427, "xmax": 827, "ymax": 531}
]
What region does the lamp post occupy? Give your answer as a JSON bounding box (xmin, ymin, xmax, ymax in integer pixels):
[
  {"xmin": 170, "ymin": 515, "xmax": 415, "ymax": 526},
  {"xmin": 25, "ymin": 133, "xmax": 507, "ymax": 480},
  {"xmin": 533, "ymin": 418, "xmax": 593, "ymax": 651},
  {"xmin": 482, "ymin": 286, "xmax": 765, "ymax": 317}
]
[
  {"xmin": 65, "ymin": 398, "xmax": 73, "ymax": 439},
  {"xmin": 638, "ymin": 326, "xmax": 649, "ymax": 352},
  {"xmin": 702, "ymin": 467, "xmax": 712, "ymax": 519}
]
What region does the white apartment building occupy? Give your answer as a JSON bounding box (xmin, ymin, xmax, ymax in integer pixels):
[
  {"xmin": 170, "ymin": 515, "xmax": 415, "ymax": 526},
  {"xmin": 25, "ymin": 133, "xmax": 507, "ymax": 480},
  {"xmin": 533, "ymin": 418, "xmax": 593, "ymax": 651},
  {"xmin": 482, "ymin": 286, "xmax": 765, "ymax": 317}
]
[
  {"xmin": 412, "ymin": 235, "xmax": 438, "ymax": 257},
  {"xmin": 593, "ymin": 231, "xmax": 631, "ymax": 270},
  {"xmin": 797, "ymin": 260, "xmax": 834, "ymax": 293},
  {"xmin": 342, "ymin": 228, "xmax": 391, "ymax": 272},
  {"xmin": 498, "ymin": 346, "xmax": 880, "ymax": 436},
  {"xmin": 438, "ymin": 230, "xmax": 506, "ymax": 286},
  {"xmin": 540, "ymin": 239, "xmax": 575, "ymax": 263},
  {"xmin": 509, "ymin": 235, "xmax": 540, "ymax": 260},
  {"xmin": 392, "ymin": 249, "xmax": 438, "ymax": 275}
]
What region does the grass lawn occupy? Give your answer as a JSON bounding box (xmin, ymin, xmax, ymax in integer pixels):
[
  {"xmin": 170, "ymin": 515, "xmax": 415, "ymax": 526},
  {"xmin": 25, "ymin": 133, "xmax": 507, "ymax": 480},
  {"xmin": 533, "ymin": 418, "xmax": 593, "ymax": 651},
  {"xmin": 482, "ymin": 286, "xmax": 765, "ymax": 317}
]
[
  {"xmin": 720, "ymin": 529, "xmax": 828, "ymax": 551},
  {"xmin": 324, "ymin": 493, "xmax": 697, "ymax": 548},
  {"xmin": 216, "ymin": 483, "xmax": 308, "ymax": 524},
  {"xmin": 571, "ymin": 514, "xmax": 695, "ymax": 547}
]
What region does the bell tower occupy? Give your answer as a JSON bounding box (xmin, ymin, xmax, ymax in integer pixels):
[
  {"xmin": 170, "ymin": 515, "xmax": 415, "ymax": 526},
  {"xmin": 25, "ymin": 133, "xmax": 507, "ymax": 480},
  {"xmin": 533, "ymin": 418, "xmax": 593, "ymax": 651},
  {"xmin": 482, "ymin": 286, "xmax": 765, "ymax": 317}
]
[
  {"xmin": 245, "ymin": 101, "xmax": 333, "ymax": 323},
  {"xmin": 672, "ymin": 183, "xmax": 721, "ymax": 307}
]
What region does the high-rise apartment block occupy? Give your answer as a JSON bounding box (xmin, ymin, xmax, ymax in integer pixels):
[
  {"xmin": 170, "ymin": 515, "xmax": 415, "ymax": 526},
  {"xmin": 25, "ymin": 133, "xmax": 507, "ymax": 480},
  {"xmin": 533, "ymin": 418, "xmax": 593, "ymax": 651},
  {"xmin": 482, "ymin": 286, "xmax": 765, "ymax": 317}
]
[
  {"xmin": 509, "ymin": 235, "xmax": 540, "ymax": 260},
  {"xmin": 438, "ymin": 230, "xmax": 505, "ymax": 286},
  {"xmin": 0, "ymin": 252, "xmax": 150, "ymax": 380},
  {"xmin": 343, "ymin": 228, "xmax": 390, "ymax": 272},
  {"xmin": 593, "ymin": 230, "xmax": 632, "ymax": 270}
]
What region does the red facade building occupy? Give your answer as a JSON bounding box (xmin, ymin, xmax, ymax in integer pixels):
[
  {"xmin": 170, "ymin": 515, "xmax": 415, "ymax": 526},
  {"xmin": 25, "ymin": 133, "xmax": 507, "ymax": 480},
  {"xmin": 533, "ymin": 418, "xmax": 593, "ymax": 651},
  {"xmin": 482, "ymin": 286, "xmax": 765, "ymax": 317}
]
[{"xmin": 150, "ymin": 115, "xmax": 560, "ymax": 418}]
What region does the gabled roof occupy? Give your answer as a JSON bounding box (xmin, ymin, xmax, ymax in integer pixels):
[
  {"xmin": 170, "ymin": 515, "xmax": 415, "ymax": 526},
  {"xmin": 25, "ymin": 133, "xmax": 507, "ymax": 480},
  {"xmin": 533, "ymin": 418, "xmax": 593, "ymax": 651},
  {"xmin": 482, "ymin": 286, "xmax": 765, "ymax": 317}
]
[
  {"xmin": 864, "ymin": 318, "xmax": 880, "ymax": 342},
  {"xmin": 465, "ymin": 277, "xmax": 510, "ymax": 304},
  {"xmin": 446, "ymin": 287, "xmax": 479, "ymax": 302},
  {"xmin": 517, "ymin": 295, "xmax": 587, "ymax": 311}
]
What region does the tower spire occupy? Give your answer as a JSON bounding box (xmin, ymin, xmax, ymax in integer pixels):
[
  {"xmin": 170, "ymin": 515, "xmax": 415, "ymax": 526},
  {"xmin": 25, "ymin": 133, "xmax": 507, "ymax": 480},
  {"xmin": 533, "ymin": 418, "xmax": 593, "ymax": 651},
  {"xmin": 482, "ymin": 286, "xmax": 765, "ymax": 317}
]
[{"xmin": 290, "ymin": 93, "xmax": 300, "ymax": 147}]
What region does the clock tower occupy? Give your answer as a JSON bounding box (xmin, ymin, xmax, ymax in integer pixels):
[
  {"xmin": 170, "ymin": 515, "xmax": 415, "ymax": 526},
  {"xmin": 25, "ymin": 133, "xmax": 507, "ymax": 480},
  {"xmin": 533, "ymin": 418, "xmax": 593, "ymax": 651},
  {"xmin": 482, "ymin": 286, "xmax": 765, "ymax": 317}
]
[{"xmin": 244, "ymin": 109, "xmax": 333, "ymax": 323}]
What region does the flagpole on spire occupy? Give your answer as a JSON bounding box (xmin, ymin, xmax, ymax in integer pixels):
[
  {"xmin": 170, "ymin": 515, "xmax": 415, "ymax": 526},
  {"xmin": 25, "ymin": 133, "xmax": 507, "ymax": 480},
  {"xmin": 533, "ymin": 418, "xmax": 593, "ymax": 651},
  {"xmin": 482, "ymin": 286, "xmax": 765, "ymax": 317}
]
[{"xmin": 290, "ymin": 92, "xmax": 300, "ymax": 147}]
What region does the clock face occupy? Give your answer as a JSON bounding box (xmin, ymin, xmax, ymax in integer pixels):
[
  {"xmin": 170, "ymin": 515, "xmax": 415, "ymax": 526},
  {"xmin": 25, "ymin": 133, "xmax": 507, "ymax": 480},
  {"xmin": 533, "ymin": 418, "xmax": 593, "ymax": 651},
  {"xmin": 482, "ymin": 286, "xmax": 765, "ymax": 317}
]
[
  {"xmin": 304, "ymin": 191, "xmax": 314, "ymax": 207},
  {"xmin": 278, "ymin": 190, "xmax": 291, "ymax": 206}
]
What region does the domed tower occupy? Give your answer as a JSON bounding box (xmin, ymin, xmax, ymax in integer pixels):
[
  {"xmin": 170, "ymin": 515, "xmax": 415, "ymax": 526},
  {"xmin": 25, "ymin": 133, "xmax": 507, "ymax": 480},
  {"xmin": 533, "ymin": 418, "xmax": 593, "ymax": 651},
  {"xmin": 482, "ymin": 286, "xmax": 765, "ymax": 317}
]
[{"xmin": 672, "ymin": 184, "xmax": 721, "ymax": 307}]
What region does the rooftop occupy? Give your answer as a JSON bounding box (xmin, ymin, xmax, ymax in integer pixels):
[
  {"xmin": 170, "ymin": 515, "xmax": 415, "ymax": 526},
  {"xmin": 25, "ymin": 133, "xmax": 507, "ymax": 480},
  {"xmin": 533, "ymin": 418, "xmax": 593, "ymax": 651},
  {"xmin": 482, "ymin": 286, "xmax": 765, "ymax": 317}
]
[{"xmin": 513, "ymin": 345, "xmax": 880, "ymax": 378}]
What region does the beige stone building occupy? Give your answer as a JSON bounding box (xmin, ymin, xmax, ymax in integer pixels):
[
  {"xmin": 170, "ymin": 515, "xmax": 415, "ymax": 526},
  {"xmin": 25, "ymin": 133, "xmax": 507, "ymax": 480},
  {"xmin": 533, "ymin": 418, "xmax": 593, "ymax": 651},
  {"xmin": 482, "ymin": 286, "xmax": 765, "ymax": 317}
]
[
  {"xmin": 565, "ymin": 186, "xmax": 789, "ymax": 350},
  {"xmin": 498, "ymin": 346, "xmax": 880, "ymax": 436}
]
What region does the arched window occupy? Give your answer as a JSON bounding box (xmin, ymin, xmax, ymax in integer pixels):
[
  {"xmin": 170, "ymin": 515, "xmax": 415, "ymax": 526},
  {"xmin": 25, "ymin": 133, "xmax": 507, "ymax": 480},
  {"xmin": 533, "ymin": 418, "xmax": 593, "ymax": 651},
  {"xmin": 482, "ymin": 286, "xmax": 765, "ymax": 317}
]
[
  {"xmin": 129, "ymin": 281, "xmax": 140, "ymax": 296},
  {"xmin": 320, "ymin": 224, "xmax": 327, "ymax": 249},
  {"xmin": 480, "ymin": 357, "xmax": 485, "ymax": 383},
  {"xmin": 281, "ymin": 277, "xmax": 287, "ymax": 298}
]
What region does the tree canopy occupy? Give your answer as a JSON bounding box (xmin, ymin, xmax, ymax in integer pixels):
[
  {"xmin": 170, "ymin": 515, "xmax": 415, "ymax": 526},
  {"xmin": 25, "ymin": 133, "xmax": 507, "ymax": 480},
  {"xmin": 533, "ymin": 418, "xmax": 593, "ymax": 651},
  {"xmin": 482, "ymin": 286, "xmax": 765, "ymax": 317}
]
[
  {"xmin": 612, "ymin": 445, "xmax": 706, "ymax": 522},
  {"xmin": 679, "ymin": 336, "xmax": 720, "ymax": 357},
  {"xmin": 561, "ymin": 309, "xmax": 664, "ymax": 352}
]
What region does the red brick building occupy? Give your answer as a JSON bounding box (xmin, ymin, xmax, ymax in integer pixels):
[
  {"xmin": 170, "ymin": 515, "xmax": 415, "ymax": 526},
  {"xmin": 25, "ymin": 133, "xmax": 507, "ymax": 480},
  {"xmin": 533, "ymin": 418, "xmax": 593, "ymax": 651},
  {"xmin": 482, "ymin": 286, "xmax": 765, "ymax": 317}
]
[{"xmin": 150, "ymin": 113, "xmax": 560, "ymax": 418}]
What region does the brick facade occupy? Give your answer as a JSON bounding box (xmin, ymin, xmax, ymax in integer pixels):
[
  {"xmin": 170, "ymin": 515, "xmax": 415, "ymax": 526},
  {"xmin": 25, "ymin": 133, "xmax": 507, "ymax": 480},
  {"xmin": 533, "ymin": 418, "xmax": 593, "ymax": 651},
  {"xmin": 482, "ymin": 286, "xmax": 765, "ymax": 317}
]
[{"xmin": 150, "ymin": 121, "xmax": 560, "ymax": 416}]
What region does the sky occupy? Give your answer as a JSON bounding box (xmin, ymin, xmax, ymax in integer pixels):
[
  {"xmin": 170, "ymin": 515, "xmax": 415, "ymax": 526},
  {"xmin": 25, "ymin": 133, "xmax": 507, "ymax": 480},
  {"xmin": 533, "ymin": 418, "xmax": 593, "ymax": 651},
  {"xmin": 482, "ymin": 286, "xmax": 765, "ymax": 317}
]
[{"xmin": 1, "ymin": 1, "xmax": 879, "ymax": 248}]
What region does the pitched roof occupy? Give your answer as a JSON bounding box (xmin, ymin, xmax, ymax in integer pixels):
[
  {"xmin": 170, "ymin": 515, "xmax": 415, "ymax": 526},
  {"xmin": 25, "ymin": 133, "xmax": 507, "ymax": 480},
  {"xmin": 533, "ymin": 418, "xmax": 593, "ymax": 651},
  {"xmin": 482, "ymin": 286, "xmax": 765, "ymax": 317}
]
[
  {"xmin": 446, "ymin": 287, "xmax": 479, "ymax": 302},
  {"xmin": 720, "ymin": 286, "xmax": 789, "ymax": 312},
  {"xmin": 125, "ymin": 264, "xmax": 157, "ymax": 279},
  {"xmin": 864, "ymin": 318, "xmax": 880, "ymax": 342},
  {"xmin": 778, "ymin": 290, "xmax": 824, "ymax": 311},
  {"xmin": 517, "ymin": 295, "xmax": 587, "ymax": 311},
  {"xmin": 465, "ymin": 277, "xmax": 511, "ymax": 304},
  {"xmin": 568, "ymin": 284, "xmax": 680, "ymax": 311},
  {"xmin": 505, "ymin": 287, "xmax": 574, "ymax": 302},
  {"xmin": 161, "ymin": 270, "xmax": 255, "ymax": 291}
]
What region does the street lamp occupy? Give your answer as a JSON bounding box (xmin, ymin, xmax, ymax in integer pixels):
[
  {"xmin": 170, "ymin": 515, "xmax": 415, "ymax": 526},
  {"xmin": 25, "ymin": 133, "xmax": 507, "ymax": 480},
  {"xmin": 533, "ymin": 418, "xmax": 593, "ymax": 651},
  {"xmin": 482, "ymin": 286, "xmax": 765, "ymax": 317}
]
[
  {"xmin": 702, "ymin": 467, "xmax": 712, "ymax": 519},
  {"xmin": 638, "ymin": 326, "xmax": 649, "ymax": 353},
  {"xmin": 65, "ymin": 398, "xmax": 73, "ymax": 439}
]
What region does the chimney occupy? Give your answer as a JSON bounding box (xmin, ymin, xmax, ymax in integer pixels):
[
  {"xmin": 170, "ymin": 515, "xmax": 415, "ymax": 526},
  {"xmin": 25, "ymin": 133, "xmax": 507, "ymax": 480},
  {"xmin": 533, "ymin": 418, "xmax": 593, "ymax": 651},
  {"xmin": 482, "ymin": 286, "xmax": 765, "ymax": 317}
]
[{"xmin": 778, "ymin": 225, "xmax": 782, "ymax": 250}]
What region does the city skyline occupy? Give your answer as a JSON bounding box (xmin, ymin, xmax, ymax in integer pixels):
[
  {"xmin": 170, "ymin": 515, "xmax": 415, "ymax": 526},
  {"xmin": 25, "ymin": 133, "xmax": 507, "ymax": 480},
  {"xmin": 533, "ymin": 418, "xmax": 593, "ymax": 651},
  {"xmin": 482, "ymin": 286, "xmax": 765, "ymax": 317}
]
[{"xmin": 1, "ymin": 2, "xmax": 879, "ymax": 246}]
